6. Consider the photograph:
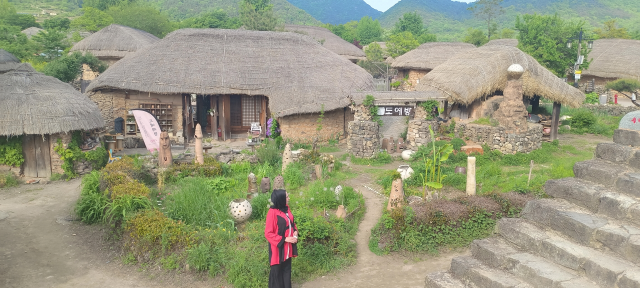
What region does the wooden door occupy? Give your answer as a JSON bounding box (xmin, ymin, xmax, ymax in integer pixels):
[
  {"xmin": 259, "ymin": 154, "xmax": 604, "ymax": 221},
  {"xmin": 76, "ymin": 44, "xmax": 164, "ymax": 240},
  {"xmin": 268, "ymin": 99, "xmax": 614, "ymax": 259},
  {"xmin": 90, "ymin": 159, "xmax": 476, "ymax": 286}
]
[{"xmin": 23, "ymin": 134, "xmax": 51, "ymax": 178}]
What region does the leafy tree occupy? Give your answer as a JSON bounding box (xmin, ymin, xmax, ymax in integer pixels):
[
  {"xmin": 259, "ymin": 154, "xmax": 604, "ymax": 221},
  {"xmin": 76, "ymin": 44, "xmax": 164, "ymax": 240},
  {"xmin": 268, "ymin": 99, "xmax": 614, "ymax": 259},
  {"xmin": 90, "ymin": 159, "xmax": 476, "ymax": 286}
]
[
  {"xmin": 83, "ymin": 0, "xmax": 136, "ymax": 11},
  {"xmin": 0, "ymin": 24, "xmax": 39, "ymax": 61},
  {"xmin": 365, "ymin": 42, "xmax": 384, "ymax": 62},
  {"xmin": 386, "ymin": 31, "xmax": 419, "ymax": 58},
  {"xmin": 515, "ymin": 14, "xmax": 589, "ymax": 77},
  {"xmin": 0, "ymin": 0, "xmax": 17, "ymax": 21},
  {"xmin": 356, "ymin": 16, "xmax": 382, "ymax": 45},
  {"xmin": 392, "ymin": 12, "xmax": 436, "ymax": 44},
  {"xmin": 324, "ymin": 21, "xmax": 357, "ymax": 43},
  {"xmin": 499, "ymin": 28, "xmax": 516, "ymax": 39},
  {"xmin": 43, "ymin": 52, "xmax": 107, "ymax": 83},
  {"xmin": 108, "ymin": 3, "xmax": 174, "ymax": 37},
  {"xmin": 467, "ymin": 0, "xmax": 504, "ymax": 40},
  {"xmin": 43, "ymin": 17, "xmax": 71, "ymax": 31},
  {"xmin": 240, "ymin": 0, "xmax": 280, "ymax": 31},
  {"xmin": 71, "ymin": 7, "xmax": 114, "ymax": 32},
  {"xmin": 606, "ymin": 79, "xmax": 640, "ymax": 107},
  {"xmin": 4, "ymin": 14, "xmax": 40, "ymax": 30},
  {"xmin": 463, "ymin": 28, "xmax": 488, "ymax": 46},
  {"xmin": 633, "ymin": 30, "xmax": 640, "ymax": 40},
  {"xmin": 357, "ymin": 60, "xmax": 390, "ymax": 79},
  {"xmin": 32, "ymin": 30, "xmax": 70, "ymax": 60},
  {"xmin": 594, "ymin": 19, "xmax": 630, "ymax": 39},
  {"xmin": 180, "ymin": 10, "xmax": 242, "ymax": 29}
]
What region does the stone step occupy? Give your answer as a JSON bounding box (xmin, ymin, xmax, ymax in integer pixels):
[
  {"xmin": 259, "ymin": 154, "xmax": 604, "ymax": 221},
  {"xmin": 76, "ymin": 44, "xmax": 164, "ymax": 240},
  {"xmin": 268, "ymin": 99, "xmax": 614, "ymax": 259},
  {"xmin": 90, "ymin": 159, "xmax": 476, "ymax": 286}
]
[
  {"xmin": 573, "ymin": 159, "xmax": 631, "ymax": 187},
  {"xmin": 450, "ymin": 256, "xmax": 532, "ymax": 288},
  {"xmin": 595, "ymin": 142, "xmax": 640, "ymax": 167},
  {"xmin": 498, "ymin": 218, "xmax": 640, "ymax": 287},
  {"xmin": 424, "ymin": 272, "xmax": 465, "ymax": 288},
  {"xmin": 545, "ymin": 177, "xmax": 640, "ymax": 225},
  {"xmin": 614, "ymin": 129, "xmax": 640, "ymax": 147}
]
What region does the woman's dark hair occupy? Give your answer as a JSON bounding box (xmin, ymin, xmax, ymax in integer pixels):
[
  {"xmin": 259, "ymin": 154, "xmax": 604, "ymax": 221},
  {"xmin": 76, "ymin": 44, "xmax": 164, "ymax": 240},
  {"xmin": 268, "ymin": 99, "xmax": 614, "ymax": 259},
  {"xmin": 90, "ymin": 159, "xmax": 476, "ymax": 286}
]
[{"xmin": 270, "ymin": 189, "xmax": 288, "ymax": 213}]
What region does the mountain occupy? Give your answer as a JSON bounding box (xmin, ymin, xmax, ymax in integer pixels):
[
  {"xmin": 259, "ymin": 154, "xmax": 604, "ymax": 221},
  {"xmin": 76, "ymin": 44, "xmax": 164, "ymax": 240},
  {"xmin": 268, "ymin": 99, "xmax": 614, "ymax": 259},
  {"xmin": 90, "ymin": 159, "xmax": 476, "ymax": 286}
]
[
  {"xmin": 378, "ymin": 0, "xmax": 640, "ymax": 41},
  {"xmin": 286, "ymin": 0, "xmax": 382, "ymax": 24}
]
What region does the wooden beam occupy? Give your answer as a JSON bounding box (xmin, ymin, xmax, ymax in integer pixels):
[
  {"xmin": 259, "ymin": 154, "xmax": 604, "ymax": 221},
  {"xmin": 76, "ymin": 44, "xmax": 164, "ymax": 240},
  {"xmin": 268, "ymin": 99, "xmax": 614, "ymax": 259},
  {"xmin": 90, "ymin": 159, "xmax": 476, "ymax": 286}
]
[
  {"xmin": 551, "ymin": 102, "xmax": 561, "ymax": 141},
  {"xmin": 212, "ymin": 95, "xmax": 218, "ymax": 141},
  {"xmin": 182, "ymin": 94, "xmax": 188, "ymax": 149},
  {"xmin": 443, "ymin": 100, "xmax": 449, "ymax": 118}
]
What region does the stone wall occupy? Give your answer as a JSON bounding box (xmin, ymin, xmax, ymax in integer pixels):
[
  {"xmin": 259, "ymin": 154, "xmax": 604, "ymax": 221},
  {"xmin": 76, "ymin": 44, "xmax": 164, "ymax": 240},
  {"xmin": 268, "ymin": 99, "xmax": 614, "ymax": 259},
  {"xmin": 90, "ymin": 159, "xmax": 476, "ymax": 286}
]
[
  {"xmin": 455, "ymin": 123, "xmax": 543, "ymax": 154},
  {"xmin": 406, "ymin": 119, "xmax": 440, "ymax": 150},
  {"xmin": 582, "ymin": 104, "xmax": 640, "ymax": 117},
  {"xmin": 279, "ymin": 108, "xmax": 353, "ymax": 142},
  {"xmin": 49, "ymin": 132, "xmax": 72, "ymax": 175},
  {"xmin": 347, "ymin": 121, "xmax": 380, "ymax": 158},
  {"xmin": 0, "ymin": 165, "xmax": 21, "ymax": 177},
  {"xmin": 395, "ymin": 69, "xmax": 428, "ymax": 91}
]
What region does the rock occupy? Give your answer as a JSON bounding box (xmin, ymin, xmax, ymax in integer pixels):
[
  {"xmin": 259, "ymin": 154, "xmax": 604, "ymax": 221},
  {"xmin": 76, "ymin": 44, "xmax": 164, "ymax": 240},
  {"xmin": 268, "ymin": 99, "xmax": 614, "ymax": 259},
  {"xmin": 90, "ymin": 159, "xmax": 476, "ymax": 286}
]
[{"xmin": 619, "ymin": 111, "xmax": 640, "ymax": 130}]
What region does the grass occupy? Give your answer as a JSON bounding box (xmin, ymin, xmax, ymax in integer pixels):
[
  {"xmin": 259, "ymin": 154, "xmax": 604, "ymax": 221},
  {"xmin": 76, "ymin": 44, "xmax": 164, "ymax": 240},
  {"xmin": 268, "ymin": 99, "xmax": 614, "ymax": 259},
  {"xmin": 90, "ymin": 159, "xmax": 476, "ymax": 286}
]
[
  {"xmin": 0, "ymin": 173, "xmax": 20, "ymax": 188},
  {"xmin": 529, "ymin": 104, "xmax": 621, "ymax": 137},
  {"xmin": 350, "ymin": 151, "xmax": 393, "ymax": 166},
  {"xmin": 470, "ymin": 117, "xmax": 498, "ymax": 126}
]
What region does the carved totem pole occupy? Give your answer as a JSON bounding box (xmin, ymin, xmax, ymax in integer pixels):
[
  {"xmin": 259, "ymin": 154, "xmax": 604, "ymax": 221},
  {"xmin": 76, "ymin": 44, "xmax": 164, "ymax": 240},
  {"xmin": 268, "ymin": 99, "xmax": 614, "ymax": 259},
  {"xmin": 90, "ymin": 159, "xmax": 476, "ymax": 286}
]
[{"xmin": 158, "ymin": 131, "xmax": 173, "ymax": 168}]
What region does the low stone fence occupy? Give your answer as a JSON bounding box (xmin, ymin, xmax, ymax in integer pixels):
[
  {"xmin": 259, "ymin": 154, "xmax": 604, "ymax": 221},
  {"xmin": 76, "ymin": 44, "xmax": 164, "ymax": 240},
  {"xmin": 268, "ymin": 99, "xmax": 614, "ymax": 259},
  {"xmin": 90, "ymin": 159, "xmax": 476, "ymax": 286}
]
[
  {"xmin": 582, "ymin": 104, "xmax": 639, "ymax": 117},
  {"xmin": 455, "ymin": 123, "xmax": 543, "ymax": 154},
  {"xmin": 347, "ymin": 121, "xmax": 380, "ymax": 158},
  {"xmin": 406, "ymin": 119, "xmax": 440, "ymax": 150},
  {"xmin": 0, "ymin": 164, "xmax": 21, "ymax": 177}
]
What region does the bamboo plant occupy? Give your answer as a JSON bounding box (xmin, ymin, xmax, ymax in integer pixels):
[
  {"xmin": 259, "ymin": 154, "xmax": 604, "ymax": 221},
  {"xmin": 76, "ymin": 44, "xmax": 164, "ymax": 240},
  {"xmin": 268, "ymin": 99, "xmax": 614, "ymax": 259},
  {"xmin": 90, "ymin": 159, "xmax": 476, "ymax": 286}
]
[{"xmin": 422, "ymin": 125, "xmax": 453, "ymax": 199}]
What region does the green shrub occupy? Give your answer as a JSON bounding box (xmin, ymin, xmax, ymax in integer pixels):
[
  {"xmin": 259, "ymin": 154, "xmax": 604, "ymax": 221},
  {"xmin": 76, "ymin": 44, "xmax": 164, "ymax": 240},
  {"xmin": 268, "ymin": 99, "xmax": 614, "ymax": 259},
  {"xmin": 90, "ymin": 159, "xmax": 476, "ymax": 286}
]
[
  {"xmin": 103, "ymin": 194, "xmax": 152, "ymax": 223},
  {"xmin": 450, "ymin": 138, "xmax": 466, "ymax": 151},
  {"xmin": 0, "ymin": 136, "xmax": 24, "ymax": 167},
  {"xmin": 283, "ymin": 162, "xmax": 306, "ymax": 190},
  {"xmin": 164, "ymin": 177, "xmax": 236, "ymax": 229},
  {"xmin": 186, "ymin": 242, "xmax": 212, "ymax": 271},
  {"xmin": 585, "ymin": 92, "xmax": 599, "ymax": 104},
  {"xmin": 571, "ymin": 110, "xmax": 597, "ymax": 129},
  {"xmin": 75, "ymin": 191, "xmax": 109, "ymax": 224},
  {"xmin": 50, "ymin": 173, "xmax": 63, "ymax": 181},
  {"xmin": 85, "ymin": 146, "xmax": 108, "ymax": 170},
  {"xmin": 256, "ymin": 139, "xmax": 282, "ymax": 166},
  {"xmin": 0, "ymin": 173, "xmax": 20, "ymax": 188},
  {"xmin": 250, "ymin": 193, "xmax": 271, "ymax": 220}
]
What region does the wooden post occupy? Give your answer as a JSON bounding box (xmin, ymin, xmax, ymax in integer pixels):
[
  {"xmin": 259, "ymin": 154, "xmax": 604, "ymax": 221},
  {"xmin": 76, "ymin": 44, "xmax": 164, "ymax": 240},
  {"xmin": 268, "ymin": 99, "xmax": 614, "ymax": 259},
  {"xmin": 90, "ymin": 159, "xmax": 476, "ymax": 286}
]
[
  {"xmin": 527, "ymin": 160, "xmax": 534, "ymax": 187},
  {"xmin": 466, "ymin": 156, "xmax": 476, "ymax": 196},
  {"xmin": 182, "ymin": 94, "xmax": 188, "ymax": 149},
  {"xmin": 212, "ymin": 95, "xmax": 218, "ymax": 141},
  {"xmin": 551, "ymin": 102, "xmax": 561, "ymax": 141},
  {"xmin": 531, "ymin": 96, "xmax": 540, "ymax": 113},
  {"xmin": 443, "ymin": 100, "xmax": 449, "ymax": 119}
]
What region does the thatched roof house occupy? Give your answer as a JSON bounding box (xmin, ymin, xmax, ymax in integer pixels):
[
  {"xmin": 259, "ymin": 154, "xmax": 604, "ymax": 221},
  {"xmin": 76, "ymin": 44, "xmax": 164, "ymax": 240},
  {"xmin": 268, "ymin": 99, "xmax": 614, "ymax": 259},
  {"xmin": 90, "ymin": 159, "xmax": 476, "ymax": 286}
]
[
  {"xmin": 0, "ymin": 63, "xmax": 104, "ymax": 177},
  {"xmin": 69, "ymin": 24, "xmax": 160, "ymax": 65},
  {"xmin": 390, "ymin": 42, "xmax": 476, "ymax": 91},
  {"xmin": 21, "ymin": 27, "xmax": 43, "ymax": 39},
  {"xmin": 484, "ymin": 38, "xmax": 518, "ymax": 47},
  {"xmin": 0, "ymin": 49, "xmax": 20, "ymax": 74},
  {"xmin": 582, "ymin": 39, "xmax": 640, "ymax": 83},
  {"xmin": 415, "ymin": 45, "xmax": 584, "ymax": 120},
  {"xmin": 284, "ymin": 25, "xmax": 366, "ymax": 63},
  {"xmin": 87, "ymin": 28, "xmax": 374, "ymax": 142}
]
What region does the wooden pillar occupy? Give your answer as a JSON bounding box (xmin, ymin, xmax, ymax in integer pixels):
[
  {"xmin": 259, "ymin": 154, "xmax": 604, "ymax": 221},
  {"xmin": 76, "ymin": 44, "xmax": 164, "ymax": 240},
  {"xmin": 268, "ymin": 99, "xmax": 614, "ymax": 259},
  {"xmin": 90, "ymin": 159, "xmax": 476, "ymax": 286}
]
[
  {"xmin": 260, "ymin": 96, "xmax": 267, "ymax": 136},
  {"xmin": 212, "ymin": 96, "xmax": 219, "ymax": 141},
  {"xmin": 531, "ymin": 96, "xmax": 540, "ymax": 113},
  {"xmin": 443, "ymin": 100, "xmax": 449, "ymax": 119},
  {"xmin": 551, "ymin": 102, "xmax": 561, "ymax": 141},
  {"xmin": 182, "ymin": 94, "xmax": 188, "ymax": 149},
  {"xmin": 221, "ymin": 95, "xmax": 230, "ymax": 141}
]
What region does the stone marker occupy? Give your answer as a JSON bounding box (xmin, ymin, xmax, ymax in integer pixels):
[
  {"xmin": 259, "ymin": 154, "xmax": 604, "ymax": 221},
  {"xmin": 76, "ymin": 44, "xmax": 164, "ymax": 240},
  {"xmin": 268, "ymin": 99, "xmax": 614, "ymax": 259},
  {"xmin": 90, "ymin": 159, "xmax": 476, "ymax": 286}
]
[
  {"xmin": 387, "ymin": 178, "xmax": 404, "ymax": 211},
  {"xmin": 273, "ymin": 175, "xmax": 285, "ymax": 190},
  {"xmin": 461, "ymin": 145, "xmax": 484, "ymax": 155},
  {"xmin": 260, "ymin": 177, "xmax": 270, "ymax": 193},
  {"xmin": 195, "ymin": 124, "xmax": 204, "ymax": 164},
  {"xmin": 381, "ymin": 138, "xmax": 389, "ymax": 151},
  {"xmin": 336, "ymin": 205, "xmax": 347, "ymax": 219},
  {"xmin": 619, "ymin": 111, "xmax": 640, "ymax": 130},
  {"xmin": 158, "ymin": 131, "xmax": 172, "ymax": 168},
  {"xmin": 282, "ymin": 143, "xmax": 293, "ymax": 172},
  {"xmin": 467, "ymin": 157, "xmax": 476, "ymax": 196},
  {"xmin": 248, "ymin": 173, "xmax": 258, "ymax": 194},
  {"xmin": 315, "ymin": 164, "xmax": 323, "ymax": 179}
]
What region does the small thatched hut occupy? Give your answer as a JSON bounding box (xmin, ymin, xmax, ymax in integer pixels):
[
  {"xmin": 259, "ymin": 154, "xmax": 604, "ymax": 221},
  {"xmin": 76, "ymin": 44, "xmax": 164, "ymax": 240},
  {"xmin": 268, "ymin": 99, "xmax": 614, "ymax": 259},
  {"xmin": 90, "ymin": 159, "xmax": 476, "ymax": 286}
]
[
  {"xmin": 69, "ymin": 24, "xmax": 160, "ymax": 66},
  {"xmin": 284, "ymin": 25, "xmax": 366, "ymax": 63},
  {"xmin": 0, "ymin": 49, "xmax": 20, "ymax": 74},
  {"xmin": 484, "ymin": 38, "xmax": 518, "ymax": 47},
  {"xmin": 581, "ymin": 39, "xmax": 640, "ymax": 85},
  {"xmin": 0, "ymin": 63, "xmax": 104, "ymax": 178},
  {"xmin": 391, "ymin": 42, "xmax": 476, "ymax": 91},
  {"xmin": 21, "ymin": 27, "xmax": 44, "ymax": 39},
  {"xmin": 86, "ymin": 28, "xmax": 374, "ymax": 143},
  {"xmin": 415, "ymin": 45, "xmax": 584, "ymax": 122}
]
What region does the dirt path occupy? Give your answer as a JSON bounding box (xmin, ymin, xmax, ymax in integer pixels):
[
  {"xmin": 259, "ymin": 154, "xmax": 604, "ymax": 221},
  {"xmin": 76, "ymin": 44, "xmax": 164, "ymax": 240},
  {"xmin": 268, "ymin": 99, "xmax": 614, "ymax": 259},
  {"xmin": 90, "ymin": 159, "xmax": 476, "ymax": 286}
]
[{"xmin": 297, "ymin": 160, "xmax": 469, "ymax": 288}]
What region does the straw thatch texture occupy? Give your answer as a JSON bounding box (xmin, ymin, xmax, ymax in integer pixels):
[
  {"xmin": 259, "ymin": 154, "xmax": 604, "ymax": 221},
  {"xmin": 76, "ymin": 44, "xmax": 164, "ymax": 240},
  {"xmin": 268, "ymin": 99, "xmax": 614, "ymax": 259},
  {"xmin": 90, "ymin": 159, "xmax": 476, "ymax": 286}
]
[
  {"xmin": 484, "ymin": 39, "xmax": 518, "ymax": 47},
  {"xmin": 0, "ymin": 49, "xmax": 20, "ymax": 74},
  {"xmin": 582, "ymin": 39, "xmax": 640, "ymax": 80},
  {"xmin": 391, "ymin": 42, "xmax": 476, "ymax": 70},
  {"xmin": 87, "ymin": 28, "xmax": 375, "ymax": 117},
  {"xmin": 284, "ymin": 25, "xmax": 366, "ymax": 61},
  {"xmin": 0, "ymin": 63, "xmax": 104, "ymax": 136},
  {"xmin": 21, "ymin": 27, "xmax": 43, "ymax": 39},
  {"xmin": 69, "ymin": 24, "xmax": 159, "ymax": 58},
  {"xmin": 415, "ymin": 45, "xmax": 585, "ymax": 108}
]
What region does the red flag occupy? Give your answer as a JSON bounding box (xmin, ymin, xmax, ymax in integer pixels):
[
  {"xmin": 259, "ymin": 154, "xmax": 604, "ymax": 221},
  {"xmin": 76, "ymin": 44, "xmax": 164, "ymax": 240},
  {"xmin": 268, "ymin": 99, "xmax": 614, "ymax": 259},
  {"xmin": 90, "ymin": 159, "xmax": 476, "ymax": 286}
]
[{"xmin": 132, "ymin": 109, "xmax": 161, "ymax": 152}]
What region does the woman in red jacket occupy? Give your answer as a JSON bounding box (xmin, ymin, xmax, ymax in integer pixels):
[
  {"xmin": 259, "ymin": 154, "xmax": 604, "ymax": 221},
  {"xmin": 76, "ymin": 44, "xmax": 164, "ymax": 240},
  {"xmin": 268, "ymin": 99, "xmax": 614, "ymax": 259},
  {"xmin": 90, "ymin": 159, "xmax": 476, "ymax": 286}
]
[{"xmin": 265, "ymin": 189, "xmax": 298, "ymax": 288}]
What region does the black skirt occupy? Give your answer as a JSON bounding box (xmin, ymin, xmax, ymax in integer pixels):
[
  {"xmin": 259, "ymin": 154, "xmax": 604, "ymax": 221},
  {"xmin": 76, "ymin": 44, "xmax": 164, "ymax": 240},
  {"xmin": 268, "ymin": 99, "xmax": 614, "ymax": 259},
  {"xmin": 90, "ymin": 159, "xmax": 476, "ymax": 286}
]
[{"xmin": 269, "ymin": 258, "xmax": 292, "ymax": 288}]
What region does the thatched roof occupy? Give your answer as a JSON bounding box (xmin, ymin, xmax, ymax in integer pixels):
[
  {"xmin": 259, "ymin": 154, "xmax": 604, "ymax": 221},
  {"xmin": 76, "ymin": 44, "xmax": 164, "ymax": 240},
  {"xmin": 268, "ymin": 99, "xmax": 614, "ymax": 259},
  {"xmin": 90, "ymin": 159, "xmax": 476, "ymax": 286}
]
[
  {"xmin": 484, "ymin": 38, "xmax": 518, "ymax": 47},
  {"xmin": 0, "ymin": 63, "xmax": 104, "ymax": 136},
  {"xmin": 87, "ymin": 28, "xmax": 375, "ymax": 117},
  {"xmin": 284, "ymin": 25, "xmax": 366, "ymax": 62},
  {"xmin": 353, "ymin": 91, "xmax": 445, "ymax": 104},
  {"xmin": 415, "ymin": 45, "xmax": 585, "ymax": 108},
  {"xmin": 21, "ymin": 27, "xmax": 43, "ymax": 39},
  {"xmin": 69, "ymin": 24, "xmax": 159, "ymax": 58},
  {"xmin": 0, "ymin": 49, "xmax": 20, "ymax": 74},
  {"xmin": 582, "ymin": 39, "xmax": 640, "ymax": 80},
  {"xmin": 391, "ymin": 42, "xmax": 476, "ymax": 70}
]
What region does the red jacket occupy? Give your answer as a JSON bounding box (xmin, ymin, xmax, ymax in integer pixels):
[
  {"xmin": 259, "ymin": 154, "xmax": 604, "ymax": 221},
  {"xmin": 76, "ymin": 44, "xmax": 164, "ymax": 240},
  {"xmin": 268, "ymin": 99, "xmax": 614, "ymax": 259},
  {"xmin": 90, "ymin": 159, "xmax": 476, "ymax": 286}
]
[{"xmin": 265, "ymin": 206, "xmax": 298, "ymax": 266}]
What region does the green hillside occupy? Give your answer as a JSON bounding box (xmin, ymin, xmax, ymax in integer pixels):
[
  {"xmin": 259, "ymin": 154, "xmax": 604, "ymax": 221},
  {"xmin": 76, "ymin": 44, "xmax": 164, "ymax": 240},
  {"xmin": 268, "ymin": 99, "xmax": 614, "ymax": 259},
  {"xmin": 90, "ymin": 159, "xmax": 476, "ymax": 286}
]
[
  {"xmin": 286, "ymin": 0, "xmax": 382, "ymax": 24},
  {"xmin": 378, "ymin": 0, "xmax": 640, "ymax": 41}
]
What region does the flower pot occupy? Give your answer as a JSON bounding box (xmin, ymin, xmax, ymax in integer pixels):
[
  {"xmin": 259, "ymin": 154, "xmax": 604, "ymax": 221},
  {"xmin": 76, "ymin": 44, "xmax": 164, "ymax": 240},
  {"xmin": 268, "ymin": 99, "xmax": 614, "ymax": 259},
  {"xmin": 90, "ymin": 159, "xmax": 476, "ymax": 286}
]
[{"xmin": 229, "ymin": 199, "xmax": 252, "ymax": 223}]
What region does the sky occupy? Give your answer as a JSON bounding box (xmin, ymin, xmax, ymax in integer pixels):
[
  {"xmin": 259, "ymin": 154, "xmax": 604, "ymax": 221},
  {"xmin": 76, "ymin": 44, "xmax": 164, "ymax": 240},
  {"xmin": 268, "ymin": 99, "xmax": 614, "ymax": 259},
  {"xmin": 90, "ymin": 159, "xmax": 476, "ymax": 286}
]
[{"xmin": 364, "ymin": 0, "xmax": 475, "ymax": 12}]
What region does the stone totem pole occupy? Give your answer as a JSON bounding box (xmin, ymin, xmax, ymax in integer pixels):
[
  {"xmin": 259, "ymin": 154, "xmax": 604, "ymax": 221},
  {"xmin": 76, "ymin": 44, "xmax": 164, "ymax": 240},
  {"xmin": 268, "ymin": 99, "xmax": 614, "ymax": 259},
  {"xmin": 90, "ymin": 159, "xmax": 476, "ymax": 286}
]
[
  {"xmin": 492, "ymin": 64, "xmax": 529, "ymax": 134},
  {"xmin": 195, "ymin": 124, "xmax": 204, "ymax": 164}
]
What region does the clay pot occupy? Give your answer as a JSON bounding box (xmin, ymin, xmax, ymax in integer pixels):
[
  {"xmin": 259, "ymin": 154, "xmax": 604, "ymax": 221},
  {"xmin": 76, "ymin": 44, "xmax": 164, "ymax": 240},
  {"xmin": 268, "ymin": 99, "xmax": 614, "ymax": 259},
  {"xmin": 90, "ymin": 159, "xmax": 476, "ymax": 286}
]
[
  {"xmin": 401, "ymin": 150, "xmax": 414, "ymax": 161},
  {"xmin": 229, "ymin": 199, "xmax": 252, "ymax": 223},
  {"xmin": 273, "ymin": 175, "xmax": 285, "ymax": 190},
  {"xmin": 396, "ymin": 165, "xmax": 414, "ymax": 180},
  {"xmin": 336, "ymin": 205, "xmax": 347, "ymax": 219},
  {"xmin": 260, "ymin": 177, "xmax": 271, "ymax": 193}
]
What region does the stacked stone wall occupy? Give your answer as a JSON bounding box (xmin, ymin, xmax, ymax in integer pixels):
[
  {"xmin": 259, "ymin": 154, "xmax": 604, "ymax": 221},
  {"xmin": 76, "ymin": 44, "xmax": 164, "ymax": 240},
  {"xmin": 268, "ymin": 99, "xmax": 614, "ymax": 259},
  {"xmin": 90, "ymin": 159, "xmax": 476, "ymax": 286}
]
[
  {"xmin": 455, "ymin": 123, "xmax": 543, "ymax": 154},
  {"xmin": 49, "ymin": 132, "xmax": 72, "ymax": 174},
  {"xmin": 406, "ymin": 120, "xmax": 440, "ymax": 150},
  {"xmin": 347, "ymin": 121, "xmax": 380, "ymax": 158},
  {"xmin": 582, "ymin": 104, "xmax": 639, "ymax": 117},
  {"xmin": 279, "ymin": 109, "xmax": 352, "ymax": 142}
]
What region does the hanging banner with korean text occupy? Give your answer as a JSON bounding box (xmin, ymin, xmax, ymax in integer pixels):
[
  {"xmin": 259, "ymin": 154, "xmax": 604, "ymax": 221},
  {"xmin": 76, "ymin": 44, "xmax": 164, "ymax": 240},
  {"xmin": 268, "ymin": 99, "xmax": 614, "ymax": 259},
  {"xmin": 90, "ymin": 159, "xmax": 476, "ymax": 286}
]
[
  {"xmin": 376, "ymin": 106, "xmax": 415, "ymax": 116},
  {"xmin": 132, "ymin": 109, "xmax": 160, "ymax": 152}
]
